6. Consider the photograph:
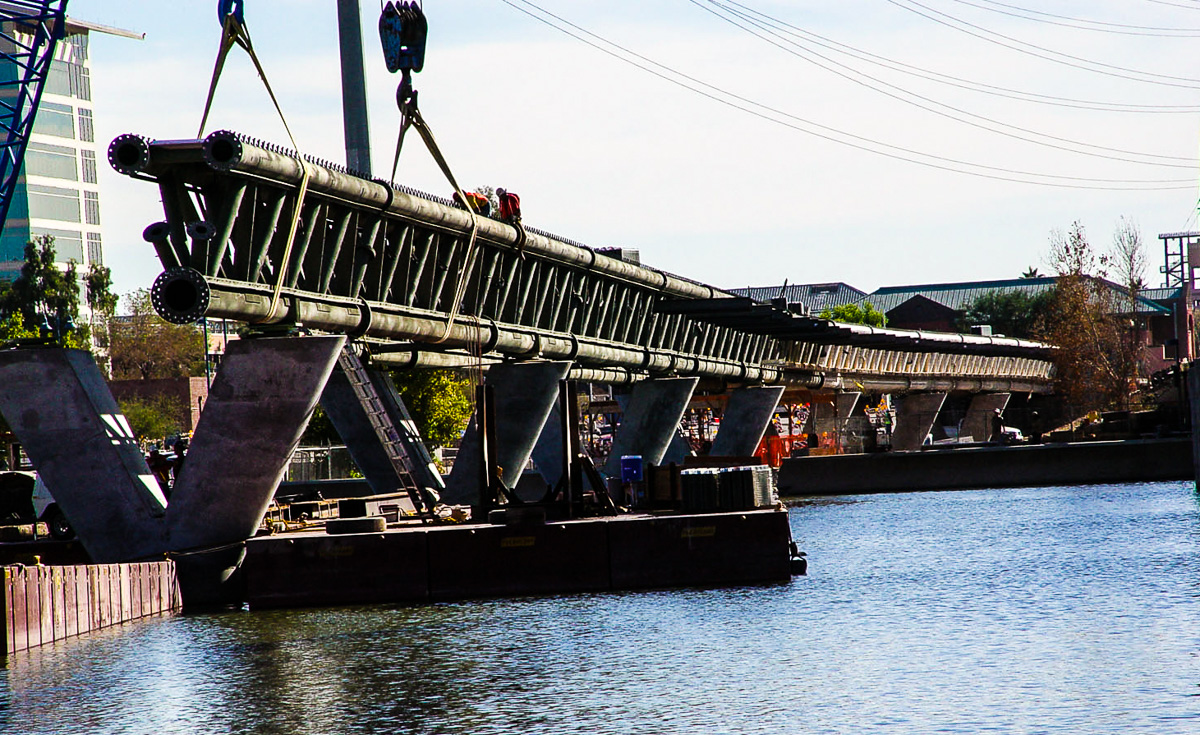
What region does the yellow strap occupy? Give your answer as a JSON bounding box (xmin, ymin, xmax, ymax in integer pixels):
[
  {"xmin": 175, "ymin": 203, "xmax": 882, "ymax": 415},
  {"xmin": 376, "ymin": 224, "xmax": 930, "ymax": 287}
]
[
  {"xmin": 391, "ymin": 105, "xmax": 481, "ymax": 344},
  {"xmin": 196, "ymin": 14, "xmax": 311, "ymax": 324}
]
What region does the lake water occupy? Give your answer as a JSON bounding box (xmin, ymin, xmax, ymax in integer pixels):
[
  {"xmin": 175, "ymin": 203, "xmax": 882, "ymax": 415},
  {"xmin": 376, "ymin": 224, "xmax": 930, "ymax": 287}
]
[{"xmin": 4, "ymin": 481, "xmax": 1200, "ymax": 734}]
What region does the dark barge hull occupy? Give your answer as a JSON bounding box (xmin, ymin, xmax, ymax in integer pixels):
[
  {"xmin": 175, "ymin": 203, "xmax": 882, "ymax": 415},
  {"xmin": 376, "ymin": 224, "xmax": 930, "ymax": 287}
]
[
  {"xmin": 242, "ymin": 508, "xmax": 793, "ymax": 609},
  {"xmin": 779, "ymin": 438, "xmax": 1193, "ymax": 497}
]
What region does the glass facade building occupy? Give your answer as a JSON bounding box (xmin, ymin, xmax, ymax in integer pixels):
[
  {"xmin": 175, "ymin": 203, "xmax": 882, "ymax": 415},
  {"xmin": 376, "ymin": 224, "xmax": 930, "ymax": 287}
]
[{"xmin": 0, "ymin": 18, "xmax": 110, "ymax": 280}]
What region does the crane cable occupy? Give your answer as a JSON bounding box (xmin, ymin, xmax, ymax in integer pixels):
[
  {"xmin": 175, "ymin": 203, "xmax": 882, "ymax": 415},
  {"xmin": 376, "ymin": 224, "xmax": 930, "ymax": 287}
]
[
  {"xmin": 381, "ymin": 3, "xmax": 481, "ymax": 349},
  {"xmin": 197, "ymin": 7, "xmax": 311, "ymax": 324}
]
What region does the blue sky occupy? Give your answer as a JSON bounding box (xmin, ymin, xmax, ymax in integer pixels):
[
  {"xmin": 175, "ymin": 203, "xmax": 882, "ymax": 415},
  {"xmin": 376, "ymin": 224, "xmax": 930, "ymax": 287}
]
[{"xmin": 66, "ymin": 1, "xmax": 1200, "ymax": 299}]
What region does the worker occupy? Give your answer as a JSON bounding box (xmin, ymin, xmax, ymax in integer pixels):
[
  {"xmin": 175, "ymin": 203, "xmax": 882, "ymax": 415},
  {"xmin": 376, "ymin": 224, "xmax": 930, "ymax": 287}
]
[
  {"xmin": 147, "ymin": 447, "xmax": 173, "ymax": 496},
  {"xmin": 497, "ymin": 188, "xmax": 521, "ymax": 223},
  {"xmin": 452, "ymin": 190, "xmax": 491, "ymax": 216},
  {"xmin": 497, "ymin": 187, "xmax": 528, "ymax": 257}
]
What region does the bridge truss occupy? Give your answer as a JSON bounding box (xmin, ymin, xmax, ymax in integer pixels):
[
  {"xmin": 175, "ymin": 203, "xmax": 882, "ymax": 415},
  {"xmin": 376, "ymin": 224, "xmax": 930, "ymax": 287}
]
[{"xmin": 109, "ymin": 130, "xmax": 1055, "ymax": 394}]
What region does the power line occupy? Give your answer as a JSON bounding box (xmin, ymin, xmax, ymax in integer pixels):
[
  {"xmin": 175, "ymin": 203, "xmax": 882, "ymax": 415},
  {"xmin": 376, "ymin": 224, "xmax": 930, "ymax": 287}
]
[
  {"xmin": 886, "ymin": 0, "xmax": 1200, "ymax": 89},
  {"xmin": 720, "ymin": 0, "xmax": 1200, "ymax": 114},
  {"xmin": 944, "ymin": 0, "xmax": 1200, "ymax": 36},
  {"xmin": 1145, "ymin": 0, "xmax": 1200, "ymax": 11},
  {"xmin": 498, "ymin": 0, "xmax": 1195, "ymax": 191},
  {"xmin": 696, "ymin": 0, "xmax": 1197, "ymax": 168}
]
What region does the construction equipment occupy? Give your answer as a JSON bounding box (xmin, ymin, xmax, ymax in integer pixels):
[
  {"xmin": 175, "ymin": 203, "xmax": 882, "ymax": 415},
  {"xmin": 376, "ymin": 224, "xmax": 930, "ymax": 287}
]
[{"xmin": 0, "ymin": 0, "xmax": 69, "ymax": 230}]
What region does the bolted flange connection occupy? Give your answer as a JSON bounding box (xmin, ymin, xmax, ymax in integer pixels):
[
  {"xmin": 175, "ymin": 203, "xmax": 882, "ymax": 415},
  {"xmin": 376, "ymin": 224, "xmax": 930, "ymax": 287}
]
[{"xmin": 151, "ymin": 268, "xmax": 211, "ymax": 325}]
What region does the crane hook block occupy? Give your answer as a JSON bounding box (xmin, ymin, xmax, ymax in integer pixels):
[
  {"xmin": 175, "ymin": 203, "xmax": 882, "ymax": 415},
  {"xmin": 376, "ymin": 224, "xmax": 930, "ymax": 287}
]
[
  {"xmin": 380, "ymin": 1, "xmax": 428, "ymax": 75},
  {"xmin": 217, "ymin": 0, "xmax": 246, "ymax": 26}
]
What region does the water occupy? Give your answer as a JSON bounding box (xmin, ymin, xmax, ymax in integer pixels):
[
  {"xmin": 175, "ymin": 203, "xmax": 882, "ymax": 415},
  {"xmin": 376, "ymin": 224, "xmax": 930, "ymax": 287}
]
[{"xmin": 4, "ymin": 482, "xmax": 1200, "ymax": 734}]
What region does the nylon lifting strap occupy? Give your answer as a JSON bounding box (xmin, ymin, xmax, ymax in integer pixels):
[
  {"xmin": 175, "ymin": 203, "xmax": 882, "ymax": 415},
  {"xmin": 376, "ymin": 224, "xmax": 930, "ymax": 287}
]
[
  {"xmin": 198, "ymin": 11, "xmax": 311, "ymax": 324},
  {"xmin": 391, "ymin": 93, "xmax": 481, "ymax": 344}
]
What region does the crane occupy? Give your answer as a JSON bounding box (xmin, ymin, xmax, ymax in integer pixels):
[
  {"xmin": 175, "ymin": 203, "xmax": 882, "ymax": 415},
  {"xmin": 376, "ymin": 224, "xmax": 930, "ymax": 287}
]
[{"xmin": 0, "ymin": 0, "xmax": 69, "ymax": 231}]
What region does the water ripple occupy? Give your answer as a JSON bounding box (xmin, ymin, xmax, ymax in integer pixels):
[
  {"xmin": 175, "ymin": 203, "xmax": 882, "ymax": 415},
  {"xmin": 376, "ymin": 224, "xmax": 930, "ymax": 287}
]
[{"xmin": 4, "ymin": 482, "xmax": 1200, "ymax": 733}]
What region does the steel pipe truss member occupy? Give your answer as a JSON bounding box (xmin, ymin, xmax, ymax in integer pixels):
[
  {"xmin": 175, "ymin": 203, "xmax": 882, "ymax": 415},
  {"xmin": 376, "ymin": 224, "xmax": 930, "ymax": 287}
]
[{"xmin": 109, "ymin": 130, "xmax": 1056, "ymax": 392}]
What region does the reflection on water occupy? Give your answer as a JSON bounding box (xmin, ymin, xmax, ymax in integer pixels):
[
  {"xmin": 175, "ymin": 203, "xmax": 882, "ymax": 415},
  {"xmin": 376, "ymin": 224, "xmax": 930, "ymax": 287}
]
[{"xmin": 4, "ymin": 482, "xmax": 1200, "ymax": 734}]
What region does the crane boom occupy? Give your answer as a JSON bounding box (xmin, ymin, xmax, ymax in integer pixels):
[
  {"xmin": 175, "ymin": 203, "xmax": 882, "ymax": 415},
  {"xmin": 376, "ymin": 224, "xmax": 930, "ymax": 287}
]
[{"xmin": 0, "ymin": 0, "xmax": 69, "ymax": 230}]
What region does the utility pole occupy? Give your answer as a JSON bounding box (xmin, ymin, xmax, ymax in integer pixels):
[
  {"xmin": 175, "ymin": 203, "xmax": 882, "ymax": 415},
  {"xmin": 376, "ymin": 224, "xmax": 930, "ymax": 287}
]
[{"xmin": 336, "ymin": 0, "xmax": 372, "ymax": 176}]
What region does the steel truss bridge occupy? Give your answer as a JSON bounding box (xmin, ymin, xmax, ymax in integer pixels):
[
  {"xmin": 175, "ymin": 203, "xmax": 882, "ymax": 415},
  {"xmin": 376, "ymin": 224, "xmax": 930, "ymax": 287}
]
[{"xmin": 109, "ymin": 130, "xmax": 1055, "ymax": 394}]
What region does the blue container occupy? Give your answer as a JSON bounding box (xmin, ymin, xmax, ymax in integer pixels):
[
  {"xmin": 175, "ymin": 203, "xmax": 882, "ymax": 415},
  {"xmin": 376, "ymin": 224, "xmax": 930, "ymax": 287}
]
[{"xmin": 620, "ymin": 455, "xmax": 644, "ymax": 483}]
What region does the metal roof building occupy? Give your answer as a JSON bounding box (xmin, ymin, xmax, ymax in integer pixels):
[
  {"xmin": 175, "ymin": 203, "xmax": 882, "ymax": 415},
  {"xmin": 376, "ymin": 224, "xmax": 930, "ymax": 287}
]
[
  {"xmin": 729, "ymin": 282, "xmax": 868, "ymax": 315},
  {"xmin": 862, "ymin": 277, "xmax": 1170, "ymax": 316}
]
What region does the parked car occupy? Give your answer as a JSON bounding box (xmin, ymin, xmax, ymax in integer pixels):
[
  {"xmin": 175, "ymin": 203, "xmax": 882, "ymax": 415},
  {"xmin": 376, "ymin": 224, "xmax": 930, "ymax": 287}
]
[{"xmin": 0, "ymin": 471, "xmax": 75, "ymax": 540}]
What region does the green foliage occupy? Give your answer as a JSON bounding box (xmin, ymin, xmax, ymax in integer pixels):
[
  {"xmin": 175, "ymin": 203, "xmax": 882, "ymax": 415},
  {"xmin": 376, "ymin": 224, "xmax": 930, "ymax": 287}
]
[
  {"xmin": 109, "ymin": 289, "xmax": 206, "ymax": 380},
  {"xmin": 301, "ymin": 405, "xmax": 343, "ymax": 446},
  {"xmin": 0, "ymin": 236, "xmax": 91, "ymax": 348},
  {"xmin": 389, "ymin": 369, "xmax": 473, "ymax": 449},
  {"xmin": 0, "ymin": 311, "xmax": 37, "ymax": 343},
  {"xmin": 84, "ymin": 263, "xmax": 118, "ymax": 352},
  {"xmin": 118, "ymin": 395, "xmax": 187, "ymax": 443},
  {"xmin": 960, "ymin": 289, "xmax": 1055, "ymax": 339},
  {"xmin": 819, "ymin": 301, "xmax": 886, "ymax": 327}
]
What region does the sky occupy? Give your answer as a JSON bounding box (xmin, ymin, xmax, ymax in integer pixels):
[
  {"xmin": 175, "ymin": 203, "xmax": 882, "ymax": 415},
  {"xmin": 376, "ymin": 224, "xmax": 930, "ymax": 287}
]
[{"xmin": 64, "ymin": 0, "xmax": 1200, "ymax": 300}]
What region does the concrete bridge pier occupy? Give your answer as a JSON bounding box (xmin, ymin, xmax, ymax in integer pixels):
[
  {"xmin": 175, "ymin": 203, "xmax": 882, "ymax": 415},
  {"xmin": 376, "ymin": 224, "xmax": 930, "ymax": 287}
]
[
  {"xmin": 892, "ymin": 392, "xmax": 948, "ymax": 451},
  {"xmin": 711, "ymin": 386, "xmax": 786, "ymax": 457},
  {"xmin": 443, "ymin": 361, "xmax": 572, "ymax": 506},
  {"xmin": 0, "ymin": 348, "xmax": 169, "ymax": 562},
  {"xmin": 319, "ymin": 348, "xmax": 444, "ymax": 502},
  {"xmin": 963, "ymin": 393, "xmax": 1011, "ymax": 442},
  {"xmin": 603, "ymin": 377, "xmax": 699, "ymax": 480},
  {"xmin": 165, "ymin": 335, "xmax": 345, "ymax": 605},
  {"xmin": 531, "ymin": 401, "xmax": 567, "ymax": 493}
]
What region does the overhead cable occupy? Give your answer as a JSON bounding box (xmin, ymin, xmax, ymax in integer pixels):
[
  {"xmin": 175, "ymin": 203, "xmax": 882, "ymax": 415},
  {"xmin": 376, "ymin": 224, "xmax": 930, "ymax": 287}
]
[
  {"xmin": 719, "ymin": 0, "xmax": 1200, "ymax": 113},
  {"xmin": 499, "ymin": 0, "xmax": 1194, "ymax": 190},
  {"xmin": 696, "ymin": 0, "xmax": 1197, "ymax": 168},
  {"xmin": 944, "ymin": 0, "xmax": 1200, "ymax": 36},
  {"xmin": 885, "ymin": 0, "xmax": 1200, "ymax": 88}
]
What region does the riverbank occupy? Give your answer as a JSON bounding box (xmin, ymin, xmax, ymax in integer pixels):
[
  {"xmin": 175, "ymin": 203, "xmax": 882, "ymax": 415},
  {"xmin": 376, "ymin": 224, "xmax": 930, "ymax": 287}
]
[{"xmin": 778, "ymin": 437, "xmax": 1192, "ymax": 496}]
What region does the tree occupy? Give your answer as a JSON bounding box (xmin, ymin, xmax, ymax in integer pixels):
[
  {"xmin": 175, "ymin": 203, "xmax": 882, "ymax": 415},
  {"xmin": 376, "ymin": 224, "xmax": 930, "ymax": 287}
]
[
  {"xmin": 1042, "ymin": 222, "xmax": 1131, "ymax": 411},
  {"xmin": 1021, "ymin": 266, "xmax": 1043, "ymax": 279},
  {"xmin": 819, "ymin": 302, "xmax": 886, "ymax": 327},
  {"xmin": 388, "ymin": 368, "xmax": 473, "ymax": 449},
  {"xmin": 0, "ymin": 236, "xmax": 89, "ymax": 348},
  {"xmin": 960, "ymin": 289, "xmax": 1055, "ymax": 339},
  {"xmin": 118, "ymin": 395, "xmax": 187, "ymax": 444},
  {"xmin": 1108, "ymin": 216, "xmax": 1147, "ymax": 396},
  {"xmin": 84, "ymin": 263, "xmax": 119, "ymax": 353},
  {"xmin": 109, "ymin": 289, "xmax": 206, "ymax": 380}
]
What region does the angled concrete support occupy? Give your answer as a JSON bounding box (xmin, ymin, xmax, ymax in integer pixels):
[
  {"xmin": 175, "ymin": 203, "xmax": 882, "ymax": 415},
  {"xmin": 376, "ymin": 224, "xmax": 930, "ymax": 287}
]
[
  {"xmin": 165, "ymin": 336, "xmax": 344, "ymax": 605},
  {"xmin": 837, "ymin": 391, "xmax": 864, "ymax": 430},
  {"xmin": 660, "ymin": 430, "xmax": 694, "ymax": 466},
  {"xmin": 963, "ymin": 393, "xmax": 1011, "ymax": 442},
  {"xmin": 167, "ymin": 336, "xmax": 345, "ymax": 550},
  {"xmin": 711, "ymin": 386, "xmax": 786, "ymax": 457},
  {"xmin": 0, "ymin": 348, "xmax": 168, "ymax": 562},
  {"xmin": 443, "ymin": 361, "xmax": 572, "ymax": 506},
  {"xmin": 892, "ymin": 392, "xmax": 948, "ymax": 451},
  {"xmin": 603, "ymin": 377, "xmax": 699, "ymax": 478},
  {"xmin": 531, "ymin": 402, "xmax": 566, "ymax": 490},
  {"xmin": 320, "ymin": 350, "xmax": 444, "ymax": 499},
  {"xmin": 369, "ymin": 369, "xmax": 445, "ymax": 493}
]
